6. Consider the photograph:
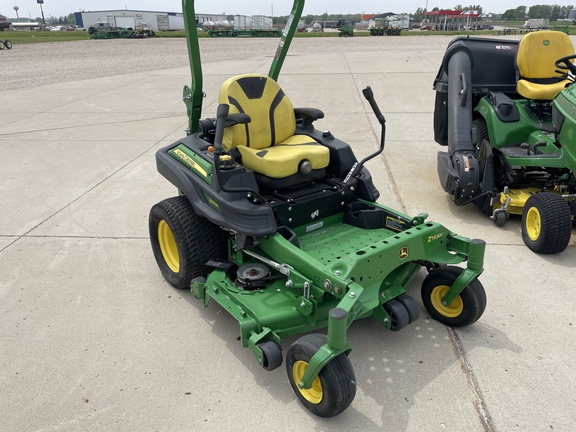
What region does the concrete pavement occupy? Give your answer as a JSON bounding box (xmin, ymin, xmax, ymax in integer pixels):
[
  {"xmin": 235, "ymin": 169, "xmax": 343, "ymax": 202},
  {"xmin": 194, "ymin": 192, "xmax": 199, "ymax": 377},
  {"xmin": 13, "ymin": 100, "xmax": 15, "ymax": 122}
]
[{"xmin": 1, "ymin": 37, "xmax": 576, "ymax": 432}]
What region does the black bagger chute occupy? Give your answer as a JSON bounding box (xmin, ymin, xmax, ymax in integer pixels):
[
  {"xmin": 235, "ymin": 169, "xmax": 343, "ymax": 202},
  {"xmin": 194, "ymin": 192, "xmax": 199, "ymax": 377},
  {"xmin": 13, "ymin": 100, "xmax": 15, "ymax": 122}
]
[{"xmin": 432, "ymin": 36, "xmax": 519, "ymax": 206}]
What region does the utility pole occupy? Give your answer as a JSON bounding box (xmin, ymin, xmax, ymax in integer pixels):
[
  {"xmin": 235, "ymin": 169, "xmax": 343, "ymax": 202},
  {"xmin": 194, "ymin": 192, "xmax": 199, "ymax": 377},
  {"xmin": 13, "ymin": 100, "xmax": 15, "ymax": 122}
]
[{"xmin": 37, "ymin": 0, "xmax": 46, "ymax": 29}]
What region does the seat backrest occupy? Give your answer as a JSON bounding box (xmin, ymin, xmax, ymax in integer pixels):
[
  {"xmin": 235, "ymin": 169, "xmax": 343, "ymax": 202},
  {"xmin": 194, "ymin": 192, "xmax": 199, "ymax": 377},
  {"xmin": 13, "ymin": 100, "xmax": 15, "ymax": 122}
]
[
  {"xmin": 218, "ymin": 74, "xmax": 296, "ymax": 151},
  {"xmin": 517, "ymin": 31, "xmax": 574, "ymax": 81}
]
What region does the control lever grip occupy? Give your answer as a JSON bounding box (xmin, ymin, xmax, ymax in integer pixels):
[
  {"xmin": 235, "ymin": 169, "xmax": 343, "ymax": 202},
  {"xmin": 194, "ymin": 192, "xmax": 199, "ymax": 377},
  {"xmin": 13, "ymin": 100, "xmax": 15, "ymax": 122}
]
[
  {"xmin": 362, "ymin": 86, "xmax": 385, "ymax": 125},
  {"xmin": 213, "ymin": 104, "xmax": 230, "ymax": 153}
]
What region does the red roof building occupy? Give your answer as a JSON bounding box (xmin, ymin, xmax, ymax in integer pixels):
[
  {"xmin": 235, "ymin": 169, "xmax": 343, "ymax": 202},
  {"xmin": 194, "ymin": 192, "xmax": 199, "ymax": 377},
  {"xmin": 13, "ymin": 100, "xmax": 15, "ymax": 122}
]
[{"xmin": 424, "ymin": 9, "xmax": 481, "ymax": 30}]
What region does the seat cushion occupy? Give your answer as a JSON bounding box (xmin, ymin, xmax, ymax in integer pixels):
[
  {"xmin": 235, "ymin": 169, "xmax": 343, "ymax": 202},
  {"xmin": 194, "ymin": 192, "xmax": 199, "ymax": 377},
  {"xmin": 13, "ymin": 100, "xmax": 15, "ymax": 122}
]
[
  {"xmin": 236, "ymin": 134, "xmax": 329, "ymax": 178},
  {"xmin": 517, "ymin": 78, "xmax": 570, "ymax": 100}
]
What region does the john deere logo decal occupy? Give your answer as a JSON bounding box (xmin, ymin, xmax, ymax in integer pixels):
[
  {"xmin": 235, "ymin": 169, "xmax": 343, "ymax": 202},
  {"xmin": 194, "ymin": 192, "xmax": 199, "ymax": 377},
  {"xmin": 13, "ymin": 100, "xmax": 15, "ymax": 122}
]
[
  {"xmin": 399, "ymin": 246, "xmax": 409, "ymax": 260},
  {"xmin": 543, "ymin": 40, "xmax": 550, "ymax": 46}
]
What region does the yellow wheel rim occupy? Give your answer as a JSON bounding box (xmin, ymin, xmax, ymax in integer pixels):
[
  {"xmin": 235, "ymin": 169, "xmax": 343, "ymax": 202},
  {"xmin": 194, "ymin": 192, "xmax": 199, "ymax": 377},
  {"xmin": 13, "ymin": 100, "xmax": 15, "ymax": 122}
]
[
  {"xmin": 525, "ymin": 207, "xmax": 541, "ymax": 242},
  {"xmin": 292, "ymin": 361, "xmax": 323, "ymax": 404},
  {"xmin": 158, "ymin": 220, "xmax": 179, "ymax": 273},
  {"xmin": 430, "ymin": 285, "xmax": 463, "ymax": 318}
]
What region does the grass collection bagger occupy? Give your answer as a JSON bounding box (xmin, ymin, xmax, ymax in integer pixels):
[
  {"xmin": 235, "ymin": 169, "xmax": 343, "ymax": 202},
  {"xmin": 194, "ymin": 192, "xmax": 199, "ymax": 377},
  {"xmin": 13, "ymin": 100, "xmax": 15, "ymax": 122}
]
[
  {"xmin": 149, "ymin": 0, "xmax": 487, "ymax": 417},
  {"xmin": 433, "ymin": 31, "xmax": 576, "ymax": 254}
]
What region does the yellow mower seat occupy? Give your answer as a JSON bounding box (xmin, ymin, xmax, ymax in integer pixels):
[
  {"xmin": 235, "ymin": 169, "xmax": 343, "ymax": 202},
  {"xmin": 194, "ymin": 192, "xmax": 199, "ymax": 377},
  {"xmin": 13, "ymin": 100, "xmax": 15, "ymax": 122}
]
[
  {"xmin": 516, "ymin": 30, "xmax": 574, "ymax": 100},
  {"xmin": 218, "ymin": 74, "xmax": 329, "ymax": 179}
]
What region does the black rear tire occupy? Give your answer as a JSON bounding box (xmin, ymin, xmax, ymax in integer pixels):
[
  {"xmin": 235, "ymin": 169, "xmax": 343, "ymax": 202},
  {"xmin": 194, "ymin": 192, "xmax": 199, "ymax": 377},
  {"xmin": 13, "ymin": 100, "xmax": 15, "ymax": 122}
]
[
  {"xmin": 4, "ymin": 40, "xmax": 12, "ymax": 49},
  {"xmin": 149, "ymin": 196, "xmax": 227, "ymax": 289},
  {"xmin": 522, "ymin": 192, "xmax": 571, "ymax": 254},
  {"xmin": 472, "ymin": 118, "xmax": 489, "ymax": 143}
]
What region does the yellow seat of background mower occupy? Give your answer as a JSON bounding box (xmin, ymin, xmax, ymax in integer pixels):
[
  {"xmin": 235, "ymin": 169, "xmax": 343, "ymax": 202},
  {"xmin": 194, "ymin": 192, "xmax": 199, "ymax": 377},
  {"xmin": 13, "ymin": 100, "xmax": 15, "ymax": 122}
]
[{"xmin": 516, "ymin": 30, "xmax": 574, "ymax": 101}]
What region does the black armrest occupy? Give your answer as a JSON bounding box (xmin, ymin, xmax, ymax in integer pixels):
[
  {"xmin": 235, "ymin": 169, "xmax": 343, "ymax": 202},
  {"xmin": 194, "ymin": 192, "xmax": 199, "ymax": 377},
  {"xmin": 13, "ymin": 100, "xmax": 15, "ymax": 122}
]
[
  {"xmin": 225, "ymin": 113, "xmax": 251, "ymax": 127},
  {"xmin": 294, "ymin": 107, "xmax": 324, "ymax": 127}
]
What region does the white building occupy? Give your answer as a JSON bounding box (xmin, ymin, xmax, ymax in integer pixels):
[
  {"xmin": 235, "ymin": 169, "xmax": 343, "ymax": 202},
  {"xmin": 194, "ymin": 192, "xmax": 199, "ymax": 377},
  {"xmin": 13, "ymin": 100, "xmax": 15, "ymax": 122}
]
[{"xmin": 74, "ymin": 10, "xmax": 227, "ymax": 31}]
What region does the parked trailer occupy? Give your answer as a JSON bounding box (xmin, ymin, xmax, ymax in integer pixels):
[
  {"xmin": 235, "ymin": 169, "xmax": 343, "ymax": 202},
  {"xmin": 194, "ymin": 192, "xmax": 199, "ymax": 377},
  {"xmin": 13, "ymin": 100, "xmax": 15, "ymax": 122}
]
[
  {"xmin": 523, "ymin": 18, "xmax": 549, "ymax": 29},
  {"xmin": 234, "ymin": 15, "xmax": 253, "ymax": 30},
  {"xmin": 252, "ymin": 15, "xmax": 273, "ymax": 30},
  {"xmin": 208, "ymin": 15, "xmax": 280, "ymax": 37}
]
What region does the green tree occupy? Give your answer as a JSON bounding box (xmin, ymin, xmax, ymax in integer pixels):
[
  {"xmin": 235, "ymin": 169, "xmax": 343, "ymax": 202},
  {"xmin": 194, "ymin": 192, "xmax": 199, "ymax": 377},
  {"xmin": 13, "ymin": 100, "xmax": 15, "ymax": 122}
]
[
  {"xmin": 550, "ymin": 5, "xmax": 561, "ymax": 20},
  {"xmin": 563, "ymin": 5, "xmax": 573, "ymax": 18},
  {"xmin": 468, "ymin": 5, "xmax": 483, "ymax": 14},
  {"xmin": 528, "ymin": 5, "xmax": 551, "ymax": 18},
  {"xmin": 502, "ymin": 6, "xmax": 527, "ymax": 20},
  {"xmin": 412, "ymin": 7, "xmax": 425, "ymax": 22}
]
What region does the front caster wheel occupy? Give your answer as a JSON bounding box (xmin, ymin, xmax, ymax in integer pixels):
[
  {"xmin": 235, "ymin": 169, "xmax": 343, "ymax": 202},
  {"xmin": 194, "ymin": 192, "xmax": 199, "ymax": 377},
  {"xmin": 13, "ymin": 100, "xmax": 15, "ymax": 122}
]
[
  {"xmin": 522, "ymin": 192, "xmax": 571, "ymax": 254},
  {"xmin": 421, "ymin": 266, "xmax": 486, "ymax": 327},
  {"xmin": 492, "ymin": 210, "xmax": 508, "ymax": 227},
  {"xmin": 286, "ymin": 334, "xmax": 356, "ymax": 418}
]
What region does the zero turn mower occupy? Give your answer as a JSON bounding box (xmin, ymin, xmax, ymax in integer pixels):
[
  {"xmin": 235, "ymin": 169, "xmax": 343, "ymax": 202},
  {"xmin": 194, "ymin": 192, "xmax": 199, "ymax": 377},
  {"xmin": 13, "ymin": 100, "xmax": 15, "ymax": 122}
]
[{"xmin": 149, "ymin": 0, "xmax": 487, "ymax": 417}]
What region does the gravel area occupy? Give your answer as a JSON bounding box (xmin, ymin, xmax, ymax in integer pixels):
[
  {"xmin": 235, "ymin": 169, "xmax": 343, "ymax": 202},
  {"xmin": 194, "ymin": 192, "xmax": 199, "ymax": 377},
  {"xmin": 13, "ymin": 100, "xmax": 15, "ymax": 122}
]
[{"xmin": 0, "ymin": 36, "xmax": 473, "ymax": 91}]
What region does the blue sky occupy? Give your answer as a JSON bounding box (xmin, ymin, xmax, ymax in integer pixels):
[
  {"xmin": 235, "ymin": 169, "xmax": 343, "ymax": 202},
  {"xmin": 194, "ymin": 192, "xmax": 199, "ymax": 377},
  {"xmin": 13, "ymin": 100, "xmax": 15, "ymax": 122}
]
[{"xmin": 2, "ymin": 1, "xmax": 575, "ymax": 19}]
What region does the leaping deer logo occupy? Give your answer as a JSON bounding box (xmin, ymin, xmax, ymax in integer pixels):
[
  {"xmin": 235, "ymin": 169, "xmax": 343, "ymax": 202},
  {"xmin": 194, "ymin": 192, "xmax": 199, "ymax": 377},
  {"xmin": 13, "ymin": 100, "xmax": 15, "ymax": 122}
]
[{"xmin": 399, "ymin": 246, "xmax": 409, "ymax": 260}]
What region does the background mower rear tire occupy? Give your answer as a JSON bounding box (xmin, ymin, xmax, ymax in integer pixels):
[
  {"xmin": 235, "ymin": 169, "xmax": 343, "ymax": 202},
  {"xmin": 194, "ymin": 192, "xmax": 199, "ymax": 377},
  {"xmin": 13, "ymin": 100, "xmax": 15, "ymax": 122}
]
[{"xmin": 521, "ymin": 192, "xmax": 571, "ymax": 254}]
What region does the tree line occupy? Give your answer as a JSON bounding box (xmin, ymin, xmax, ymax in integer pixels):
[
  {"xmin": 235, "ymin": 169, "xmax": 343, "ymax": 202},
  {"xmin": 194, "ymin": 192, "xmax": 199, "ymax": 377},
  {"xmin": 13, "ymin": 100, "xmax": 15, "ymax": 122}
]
[
  {"xmin": 273, "ymin": 4, "xmax": 574, "ymax": 24},
  {"xmin": 501, "ymin": 5, "xmax": 573, "ymax": 20}
]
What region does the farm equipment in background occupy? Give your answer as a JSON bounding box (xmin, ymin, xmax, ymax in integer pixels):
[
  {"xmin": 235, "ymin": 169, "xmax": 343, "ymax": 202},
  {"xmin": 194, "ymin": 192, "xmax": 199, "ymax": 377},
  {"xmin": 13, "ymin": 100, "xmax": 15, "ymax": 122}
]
[
  {"xmin": 88, "ymin": 21, "xmax": 156, "ymax": 39},
  {"xmin": 0, "ymin": 39, "xmax": 13, "ymax": 50},
  {"xmin": 88, "ymin": 22, "xmax": 134, "ymax": 39},
  {"xmin": 337, "ymin": 20, "xmax": 354, "ymax": 37},
  {"xmin": 433, "ymin": 32, "xmax": 576, "ymax": 254},
  {"xmin": 369, "ymin": 18, "xmax": 402, "ymax": 36},
  {"xmin": 132, "ymin": 22, "xmax": 156, "ymax": 38}
]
